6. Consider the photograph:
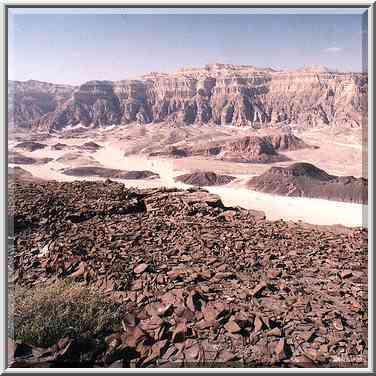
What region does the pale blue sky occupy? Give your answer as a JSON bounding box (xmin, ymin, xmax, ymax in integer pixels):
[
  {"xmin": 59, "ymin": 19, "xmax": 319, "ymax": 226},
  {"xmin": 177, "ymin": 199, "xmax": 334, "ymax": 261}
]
[{"xmin": 8, "ymin": 8, "xmax": 368, "ymax": 85}]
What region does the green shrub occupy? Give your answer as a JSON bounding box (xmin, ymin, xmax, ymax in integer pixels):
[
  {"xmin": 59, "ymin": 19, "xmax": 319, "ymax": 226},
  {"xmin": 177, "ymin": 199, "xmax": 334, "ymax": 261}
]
[{"xmin": 11, "ymin": 280, "xmax": 122, "ymax": 347}]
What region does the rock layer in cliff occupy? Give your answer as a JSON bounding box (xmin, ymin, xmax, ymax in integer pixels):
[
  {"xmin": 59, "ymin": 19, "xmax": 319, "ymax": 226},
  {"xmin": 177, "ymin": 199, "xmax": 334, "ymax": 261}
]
[
  {"xmin": 9, "ymin": 80, "xmax": 74, "ymax": 129},
  {"xmin": 9, "ymin": 64, "xmax": 366, "ymax": 132}
]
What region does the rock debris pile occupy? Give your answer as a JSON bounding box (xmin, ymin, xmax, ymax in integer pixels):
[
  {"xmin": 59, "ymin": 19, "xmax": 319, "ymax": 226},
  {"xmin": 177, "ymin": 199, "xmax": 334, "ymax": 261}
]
[{"xmin": 8, "ymin": 179, "xmax": 367, "ymax": 368}]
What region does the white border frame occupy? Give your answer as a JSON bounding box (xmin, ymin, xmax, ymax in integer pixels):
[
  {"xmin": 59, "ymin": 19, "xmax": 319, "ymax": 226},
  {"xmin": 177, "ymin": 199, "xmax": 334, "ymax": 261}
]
[{"xmin": 0, "ymin": 1, "xmax": 373, "ymax": 373}]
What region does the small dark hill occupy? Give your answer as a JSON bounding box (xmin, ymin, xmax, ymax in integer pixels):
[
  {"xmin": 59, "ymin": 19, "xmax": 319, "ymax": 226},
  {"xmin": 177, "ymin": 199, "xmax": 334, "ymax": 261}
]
[
  {"xmin": 14, "ymin": 141, "xmax": 47, "ymax": 152},
  {"xmin": 9, "ymin": 151, "xmax": 53, "ymax": 165},
  {"xmin": 51, "ymin": 143, "xmax": 69, "ymax": 150},
  {"xmin": 175, "ymin": 171, "xmax": 236, "ymax": 186},
  {"xmin": 219, "ymin": 136, "xmax": 290, "ymax": 163},
  {"xmin": 62, "ymin": 166, "xmax": 159, "ymax": 180},
  {"xmin": 8, "ymin": 166, "xmax": 43, "ymax": 182},
  {"xmin": 264, "ymin": 132, "xmax": 315, "ymax": 151},
  {"xmin": 247, "ymin": 162, "xmax": 367, "ymax": 204},
  {"xmin": 78, "ymin": 142, "xmax": 102, "ymax": 152}
]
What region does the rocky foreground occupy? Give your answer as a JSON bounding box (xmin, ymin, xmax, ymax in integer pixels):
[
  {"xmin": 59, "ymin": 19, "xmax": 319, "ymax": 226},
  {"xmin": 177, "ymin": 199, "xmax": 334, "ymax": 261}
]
[{"xmin": 8, "ymin": 178, "xmax": 367, "ymax": 368}]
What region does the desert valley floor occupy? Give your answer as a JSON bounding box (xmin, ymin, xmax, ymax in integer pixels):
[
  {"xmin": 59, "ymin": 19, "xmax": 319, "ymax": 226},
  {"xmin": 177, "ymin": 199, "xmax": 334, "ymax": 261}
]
[{"xmin": 9, "ymin": 123, "xmax": 367, "ymax": 228}]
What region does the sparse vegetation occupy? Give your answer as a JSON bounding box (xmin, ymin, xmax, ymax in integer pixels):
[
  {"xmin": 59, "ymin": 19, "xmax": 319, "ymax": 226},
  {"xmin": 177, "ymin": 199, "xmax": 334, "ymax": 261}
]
[{"xmin": 11, "ymin": 280, "xmax": 122, "ymax": 347}]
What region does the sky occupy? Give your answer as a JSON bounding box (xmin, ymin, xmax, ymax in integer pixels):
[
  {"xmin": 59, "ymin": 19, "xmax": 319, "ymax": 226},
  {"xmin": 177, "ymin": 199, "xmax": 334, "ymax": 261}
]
[{"xmin": 8, "ymin": 8, "xmax": 368, "ymax": 85}]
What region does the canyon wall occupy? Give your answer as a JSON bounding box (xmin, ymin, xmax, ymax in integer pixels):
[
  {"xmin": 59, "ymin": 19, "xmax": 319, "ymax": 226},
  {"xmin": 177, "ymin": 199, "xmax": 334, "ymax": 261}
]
[
  {"xmin": 8, "ymin": 80, "xmax": 74, "ymax": 129},
  {"xmin": 10, "ymin": 64, "xmax": 367, "ymax": 132}
]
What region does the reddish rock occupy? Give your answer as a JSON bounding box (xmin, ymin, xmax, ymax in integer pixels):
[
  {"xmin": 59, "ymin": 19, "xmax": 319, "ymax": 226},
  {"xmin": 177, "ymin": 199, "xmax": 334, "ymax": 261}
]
[{"xmin": 133, "ymin": 263, "xmax": 149, "ymax": 274}]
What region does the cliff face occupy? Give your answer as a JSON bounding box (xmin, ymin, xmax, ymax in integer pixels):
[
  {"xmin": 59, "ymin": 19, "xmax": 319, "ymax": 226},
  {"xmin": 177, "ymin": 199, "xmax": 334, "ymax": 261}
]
[
  {"xmin": 11, "ymin": 64, "xmax": 367, "ymax": 132},
  {"xmin": 8, "ymin": 80, "xmax": 74, "ymax": 129}
]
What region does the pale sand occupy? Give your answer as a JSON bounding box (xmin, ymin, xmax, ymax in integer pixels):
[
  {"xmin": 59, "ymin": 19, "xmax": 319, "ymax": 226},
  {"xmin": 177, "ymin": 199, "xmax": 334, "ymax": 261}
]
[
  {"xmin": 10, "ymin": 137, "xmax": 366, "ymax": 228},
  {"xmin": 204, "ymin": 186, "xmax": 366, "ymax": 228}
]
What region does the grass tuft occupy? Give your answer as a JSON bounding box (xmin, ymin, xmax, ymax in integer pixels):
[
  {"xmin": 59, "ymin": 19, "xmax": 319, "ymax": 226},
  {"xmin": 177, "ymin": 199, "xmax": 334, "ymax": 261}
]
[{"xmin": 10, "ymin": 280, "xmax": 122, "ymax": 347}]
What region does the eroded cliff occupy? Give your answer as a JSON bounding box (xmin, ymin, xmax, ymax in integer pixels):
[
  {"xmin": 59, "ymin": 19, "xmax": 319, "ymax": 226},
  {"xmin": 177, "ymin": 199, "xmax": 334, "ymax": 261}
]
[{"xmin": 10, "ymin": 64, "xmax": 367, "ymax": 132}]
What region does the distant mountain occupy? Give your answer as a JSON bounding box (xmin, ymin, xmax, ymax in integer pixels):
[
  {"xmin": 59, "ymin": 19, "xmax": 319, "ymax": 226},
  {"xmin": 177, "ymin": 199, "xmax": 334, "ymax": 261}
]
[
  {"xmin": 8, "ymin": 80, "xmax": 75, "ymax": 129},
  {"xmin": 9, "ymin": 64, "xmax": 368, "ymax": 132}
]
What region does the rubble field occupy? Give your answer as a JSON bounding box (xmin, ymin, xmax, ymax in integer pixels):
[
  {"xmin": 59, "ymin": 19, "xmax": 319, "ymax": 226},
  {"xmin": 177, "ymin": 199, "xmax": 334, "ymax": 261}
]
[{"xmin": 8, "ymin": 178, "xmax": 367, "ymax": 368}]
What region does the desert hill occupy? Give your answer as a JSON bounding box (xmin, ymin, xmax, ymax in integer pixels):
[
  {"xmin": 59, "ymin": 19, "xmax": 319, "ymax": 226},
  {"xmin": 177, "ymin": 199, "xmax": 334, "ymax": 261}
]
[{"xmin": 247, "ymin": 163, "xmax": 367, "ymax": 204}]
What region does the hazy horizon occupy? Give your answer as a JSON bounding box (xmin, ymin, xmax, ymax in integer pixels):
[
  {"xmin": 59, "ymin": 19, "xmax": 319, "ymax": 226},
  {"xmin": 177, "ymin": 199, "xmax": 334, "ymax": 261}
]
[{"xmin": 8, "ymin": 8, "xmax": 368, "ymax": 85}]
